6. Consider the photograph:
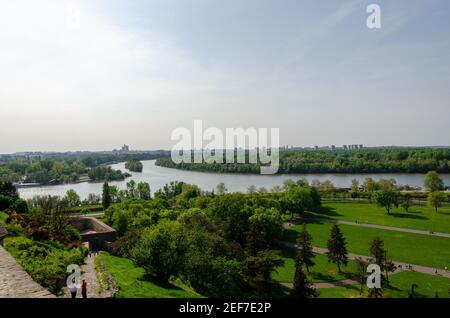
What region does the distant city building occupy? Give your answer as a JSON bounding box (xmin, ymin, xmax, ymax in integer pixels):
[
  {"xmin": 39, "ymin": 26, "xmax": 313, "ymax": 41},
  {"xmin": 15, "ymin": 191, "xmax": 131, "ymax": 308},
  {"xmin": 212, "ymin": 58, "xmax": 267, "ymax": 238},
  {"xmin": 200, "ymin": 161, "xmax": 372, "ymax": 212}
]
[{"xmin": 121, "ymin": 144, "xmax": 130, "ymax": 152}]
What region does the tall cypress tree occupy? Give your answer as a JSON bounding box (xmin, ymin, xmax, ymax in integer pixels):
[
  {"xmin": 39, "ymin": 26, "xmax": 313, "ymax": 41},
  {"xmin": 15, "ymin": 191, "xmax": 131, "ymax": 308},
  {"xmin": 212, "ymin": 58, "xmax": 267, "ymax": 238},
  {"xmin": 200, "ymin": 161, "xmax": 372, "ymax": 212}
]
[
  {"xmin": 326, "ymin": 224, "xmax": 348, "ymax": 272},
  {"xmin": 102, "ymin": 182, "xmax": 111, "ymax": 210},
  {"xmin": 369, "ymin": 236, "xmax": 386, "ymax": 270},
  {"xmin": 296, "ymin": 224, "xmax": 315, "ymax": 272},
  {"xmin": 291, "ymin": 257, "xmax": 318, "ymax": 298}
]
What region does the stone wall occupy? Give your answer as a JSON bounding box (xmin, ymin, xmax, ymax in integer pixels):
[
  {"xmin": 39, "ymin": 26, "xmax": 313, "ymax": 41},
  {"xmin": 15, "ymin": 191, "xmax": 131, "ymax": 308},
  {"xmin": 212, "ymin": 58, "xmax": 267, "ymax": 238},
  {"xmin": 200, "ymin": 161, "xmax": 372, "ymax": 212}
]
[
  {"xmin": 0, "ymin": 246, "xmax": 55, "ymax": 298},
  {"xmin": 69, "ymin": 217, "xmax": 116, "ymax": 251}
]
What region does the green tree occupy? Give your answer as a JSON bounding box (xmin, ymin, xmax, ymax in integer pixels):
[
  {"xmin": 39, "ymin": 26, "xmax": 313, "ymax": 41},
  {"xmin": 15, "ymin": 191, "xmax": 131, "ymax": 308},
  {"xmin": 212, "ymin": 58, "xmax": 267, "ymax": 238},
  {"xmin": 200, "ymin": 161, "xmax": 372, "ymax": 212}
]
[
  {"xmin": 369, "ymin": 236, "xmax": 386, "ymax": 269},
  {"xmin": 131, "ymin": 221, "xmax": 185, "ymax": 284},
  {"xmin": 216, "ymin": 182, "xmax": 227, "ymax": 194},
  {"xmin": 427, "ymin": 191, "xmax": 448, "ymax": 212},
  {"xmin": 368, "ymin": 236, "xmax": 395, "ymax": 284},
  {"xmin": 246, "ymin": 208, "xmax": 283, "ymax": 256},
  {"xmin": 355, "ymin": 257, "xmax": 368, "ymax": 294},
  {"xmin": 284, "ymin": 186, "xmax": 313, "ymax": 217},
  {"xmin": 291, "ymin": 258, "xmax": 317, "ymax": 298},
  {"xmin": 126, "ymin": 180, "xmax": 139, "ymax": 199},
  {"xmin": 326, "ymin": 224, "xmax": 348, "ymax": 272},
  {"xmin": 400, "ymin": 194, "xmax": 412, "ymax": 212},
  {"xmin": 243, "ymin": 250, "xmax": 284, "ymax": 296},
  {"xmin": 296, "ymin": 224, "xmax": 315, "ymax": 272},
  {"xmin": 102, "ymin": 182, "xmax": 111, "ymax": 210},
  {"xmin": 372, "ymin": 189, "xmax": 399, "ymax": 214},
  {"xmin": 137, "ymin": 182, "xmax": 151, "ymax": 200},
  {"xmin": 377, "ymin": 178, "xmax": 397, "ymax": 191},
  {"xmin": 424, "ymin": 171, "xmax": 444, "ymax": 192},
  {"xmin": 65, "ymin": 189, "xmax": 80, "ymax": 208},
  {"xmin": 351, "ymin": 179, "xmax": 360, "ymax": 192},
  {"xmin": 363, "ymin": 178, "xmax": 378, "ymax": 193},
  {"xmin": 247, "ymin": 185, "xmax": 257, "ymax": 194}
]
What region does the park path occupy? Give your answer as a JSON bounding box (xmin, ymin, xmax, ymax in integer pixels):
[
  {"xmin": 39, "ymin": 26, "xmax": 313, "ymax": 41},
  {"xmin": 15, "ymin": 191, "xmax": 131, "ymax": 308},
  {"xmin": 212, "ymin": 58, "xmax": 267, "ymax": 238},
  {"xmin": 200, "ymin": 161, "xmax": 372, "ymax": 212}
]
[
  {"xmin": 302, "ymin": 217, "xmax": 450, "ymax": 238},
  {"xmin": 278, "ymin": 240, "xmax": 450, "ymax": 279},
  {"xmin": 0, "ymin": 246, "xmax": 55, "ymax": 298},
  {"xmin": 280, "ymin": 278, "xmax": 360, "ymax": 289},
  {"xmin": 62, "ymin": 253, "xmax": 114, "ymax": 298}
]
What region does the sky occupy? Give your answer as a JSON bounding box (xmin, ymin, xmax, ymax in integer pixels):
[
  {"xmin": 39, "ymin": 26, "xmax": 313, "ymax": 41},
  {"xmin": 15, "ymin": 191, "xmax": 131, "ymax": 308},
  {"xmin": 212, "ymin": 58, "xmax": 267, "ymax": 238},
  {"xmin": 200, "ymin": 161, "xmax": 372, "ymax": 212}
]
[{"xmin": 0, "ymin": 0, "xmax": 450, "ymax": 153}]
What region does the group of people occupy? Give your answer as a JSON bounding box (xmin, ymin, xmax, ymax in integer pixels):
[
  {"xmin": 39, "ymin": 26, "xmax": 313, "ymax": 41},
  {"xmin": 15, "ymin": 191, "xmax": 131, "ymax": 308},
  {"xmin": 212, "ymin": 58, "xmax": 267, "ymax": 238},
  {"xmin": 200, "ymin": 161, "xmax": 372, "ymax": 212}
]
[{"xmin": 69, "ymin": 279, "xmax": 88, "ymax": 299}]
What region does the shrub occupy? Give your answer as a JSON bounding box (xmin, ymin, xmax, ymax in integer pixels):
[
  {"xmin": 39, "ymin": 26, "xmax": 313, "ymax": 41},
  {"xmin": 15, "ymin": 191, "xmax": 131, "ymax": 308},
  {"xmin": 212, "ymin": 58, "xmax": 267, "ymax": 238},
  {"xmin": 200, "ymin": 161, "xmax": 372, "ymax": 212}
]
[
  {"xmin": 0, "ymin": 195, "xmax": 14, "ymax": 210},
  {"xmin": 11, "ymin": 199, "xmax": 29, "ymax": 214}
]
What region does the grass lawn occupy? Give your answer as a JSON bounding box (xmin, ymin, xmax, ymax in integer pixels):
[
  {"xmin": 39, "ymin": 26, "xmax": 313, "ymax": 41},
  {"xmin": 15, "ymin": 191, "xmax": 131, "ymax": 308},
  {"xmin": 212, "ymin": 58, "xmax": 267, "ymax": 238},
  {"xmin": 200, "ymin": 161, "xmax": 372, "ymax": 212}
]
[
  {"xmin": 283, "ymin": 222, "xmax": 450, "ymax": 269},
  {"xmin": 308, "ymin": 202, "xmax": 450, "ymax": 233},
  {"xmin": 318, "ymin": 271, "xmax": 450, "ymax": 298},
  {"xmin": 273, "ymin": 247, "xmax": 358, "ymax": 283},
  {"xmin": 101, "ymin": 252, "xmax": 203, "ymax": 298}
]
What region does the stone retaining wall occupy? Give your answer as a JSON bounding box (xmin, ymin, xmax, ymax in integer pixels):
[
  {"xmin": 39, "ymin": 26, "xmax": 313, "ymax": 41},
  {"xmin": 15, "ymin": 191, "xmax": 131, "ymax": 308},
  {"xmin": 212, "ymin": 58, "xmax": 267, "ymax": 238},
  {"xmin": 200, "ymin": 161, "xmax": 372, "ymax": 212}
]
[{"xmin": 0, "ymin": 246, "xmax": 55, "ymax": 298}]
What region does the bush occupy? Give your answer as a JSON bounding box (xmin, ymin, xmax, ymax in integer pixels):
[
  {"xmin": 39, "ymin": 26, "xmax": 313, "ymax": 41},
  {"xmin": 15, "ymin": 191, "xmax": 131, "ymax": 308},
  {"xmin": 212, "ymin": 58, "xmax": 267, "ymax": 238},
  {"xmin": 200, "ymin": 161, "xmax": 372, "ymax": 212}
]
[
  {"xmin": 11, "ymin": 199, "xmax": 29, "ymax": 214},
  {"xmin": 4, "ymin": 236, "xmax": 86, "ymax": 292},
  {"xmin": 5, "ymin": 220, "xmax": 24, "ymax": 236},
  {"xmin": 0, "ymin": 194, "xmax": 14, "ymax": 210}
]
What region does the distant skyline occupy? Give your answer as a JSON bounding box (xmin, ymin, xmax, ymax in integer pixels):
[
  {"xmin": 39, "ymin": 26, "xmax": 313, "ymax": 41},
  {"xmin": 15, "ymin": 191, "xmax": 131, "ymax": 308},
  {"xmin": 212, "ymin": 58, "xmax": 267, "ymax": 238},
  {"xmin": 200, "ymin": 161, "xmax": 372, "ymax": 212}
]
[{"xmin": 1, "ymin": 0, "xmax": 450, "ymax": 153}]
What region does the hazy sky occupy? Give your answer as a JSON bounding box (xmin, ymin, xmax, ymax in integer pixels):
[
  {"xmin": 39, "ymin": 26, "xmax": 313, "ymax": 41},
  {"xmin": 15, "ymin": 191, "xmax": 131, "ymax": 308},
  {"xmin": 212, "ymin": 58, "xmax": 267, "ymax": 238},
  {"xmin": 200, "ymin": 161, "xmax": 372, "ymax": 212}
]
[{"xmin": 1, "ymin": 0, "xmax": 450, "ymax": 153}]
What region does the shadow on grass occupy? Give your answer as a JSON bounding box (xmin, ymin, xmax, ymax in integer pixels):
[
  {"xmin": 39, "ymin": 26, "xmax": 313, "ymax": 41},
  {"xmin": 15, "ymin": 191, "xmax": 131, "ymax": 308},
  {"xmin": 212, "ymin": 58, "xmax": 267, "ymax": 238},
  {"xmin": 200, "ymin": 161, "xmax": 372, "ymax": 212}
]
[
  {"xmin": 314, "ymin": 206, "xmax": 342, "ymax": 218},
  {"xmin": 140, "ymin": 274, "xmax": 185, "ymax": 291},
  {"xmin": 312, "ymin": 272, "xmax": 336, "ymax": 282},
  {"xmin": 389, "ymin": 212, "xmax": 428, "ymax": 220},
  {"xmin": 280, "ymin": 247, "xmax": 296, "ymax": 258}
]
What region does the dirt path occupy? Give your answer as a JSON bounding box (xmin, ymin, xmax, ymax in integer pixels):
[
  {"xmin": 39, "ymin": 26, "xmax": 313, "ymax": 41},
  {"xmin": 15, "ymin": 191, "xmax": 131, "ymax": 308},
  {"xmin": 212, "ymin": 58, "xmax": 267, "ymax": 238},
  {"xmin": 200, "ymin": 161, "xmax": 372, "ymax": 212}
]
[
  {"xmin": 281, "ymin": 278, "xmax": 360, "ymax": 289},
  {"xmin": 62, "ymin": 253, "xmax": 114, "ymax": 298}
]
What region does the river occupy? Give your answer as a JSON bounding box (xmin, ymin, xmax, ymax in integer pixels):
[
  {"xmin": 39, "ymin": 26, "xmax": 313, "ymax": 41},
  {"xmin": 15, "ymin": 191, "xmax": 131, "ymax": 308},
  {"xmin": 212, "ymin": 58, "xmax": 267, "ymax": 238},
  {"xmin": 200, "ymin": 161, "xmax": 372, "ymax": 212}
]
[{"xmin": 17, "ymin": 160, "xmax": 450, "ymax": 200}]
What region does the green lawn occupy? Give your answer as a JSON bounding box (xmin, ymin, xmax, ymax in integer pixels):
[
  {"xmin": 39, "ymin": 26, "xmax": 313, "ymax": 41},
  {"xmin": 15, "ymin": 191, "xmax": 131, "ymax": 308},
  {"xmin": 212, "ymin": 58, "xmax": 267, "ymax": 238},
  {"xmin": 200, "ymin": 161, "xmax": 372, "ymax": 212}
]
[
  {"xmin": 0, "ymin": 211, "xmax": 7, "ymax": 224},
  {"xmin": 101, "ymin": 252, "xmax": 203, "ymax": 298},
  {"xmin": 308, "ymin": 202, "xmax": 450, "ymax": 233},
  {"xmin": 273, "ymin": 247, "xmax": 358, "ymax": 283},
  {"xmin": 283, "ymin": 222, "xmax": 450, "ymax": 269},
  {"xmin": 318, "ymin": 271, "xmax": 450, "ymax": 298}
]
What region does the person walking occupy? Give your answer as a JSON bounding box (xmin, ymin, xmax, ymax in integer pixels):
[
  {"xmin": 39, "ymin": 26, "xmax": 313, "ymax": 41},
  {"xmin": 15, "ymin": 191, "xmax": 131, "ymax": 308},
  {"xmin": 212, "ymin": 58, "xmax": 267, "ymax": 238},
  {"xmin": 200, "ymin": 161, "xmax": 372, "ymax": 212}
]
[
  {"xmin": 81, "ymin": 280, "xmax": 87, "ymax": 298},
  {"xmin": 69, "ymin": 284, "xmax": 77, "ymax": 299}
]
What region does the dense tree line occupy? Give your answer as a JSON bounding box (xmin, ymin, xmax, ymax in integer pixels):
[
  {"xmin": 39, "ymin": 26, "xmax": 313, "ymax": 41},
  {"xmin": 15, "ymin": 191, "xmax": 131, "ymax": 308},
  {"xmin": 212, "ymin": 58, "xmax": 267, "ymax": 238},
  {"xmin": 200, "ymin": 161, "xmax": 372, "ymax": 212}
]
[
  {"xmin": 88, "ymin": 166, "xmax": 128, "ymax": 182},
  {"xmin": 156, "ymin": 148, "xmax": 450, "ymax": 174},
  {"xmin": 0, "ymin": 152, "xmax": 168, "ymax": 184},
  {"xmin": 125, "ymin": 159, "xmax": 143, "ymax": 172}
]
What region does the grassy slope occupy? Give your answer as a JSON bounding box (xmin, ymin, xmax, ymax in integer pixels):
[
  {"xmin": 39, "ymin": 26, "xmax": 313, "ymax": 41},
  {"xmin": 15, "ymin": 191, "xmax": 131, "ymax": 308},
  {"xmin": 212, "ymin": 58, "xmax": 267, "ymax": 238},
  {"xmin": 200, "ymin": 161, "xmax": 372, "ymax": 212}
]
[
  {"xmin": 283, "ymin": 222, "xmax": 450, "ymax": 268},
  {"xmin": 308, "ymin": 202, "xmax": 450, "ymax": 234},
  {"xmin": 101, "ymin": 252, "xmax": 202, "ymax": 298},
  {"xmin": 273, "ymin": 247, "xmax": 358, "ymax": 283},
  {"xmin": 0, "ymin": 211, "xmax": 7, "ymax": 224},
  {"xmin": 318, "ymin": 271, "xmax": 450, "ymax": 298}
]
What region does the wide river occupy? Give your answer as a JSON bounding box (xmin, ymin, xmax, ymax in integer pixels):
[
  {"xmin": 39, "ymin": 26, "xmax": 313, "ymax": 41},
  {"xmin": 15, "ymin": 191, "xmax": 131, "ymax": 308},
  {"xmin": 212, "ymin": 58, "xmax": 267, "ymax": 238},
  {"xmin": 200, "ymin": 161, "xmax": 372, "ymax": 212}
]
[{"xmin": 18, "ymin": 160, "xmax": 450, "ymax": 200}]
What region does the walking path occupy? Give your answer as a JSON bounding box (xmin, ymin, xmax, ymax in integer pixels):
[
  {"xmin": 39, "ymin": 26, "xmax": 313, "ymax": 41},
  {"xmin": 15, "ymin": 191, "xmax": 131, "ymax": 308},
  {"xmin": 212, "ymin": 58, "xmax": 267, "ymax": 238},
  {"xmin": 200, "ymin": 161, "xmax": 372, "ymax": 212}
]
[
  {"xmin": 303, "ymin": 217, "xmax": 450, "ymax": 238},
  {"xmin": 0, "ymin": 246, "xmax": 55, "ymax": 298},
  {"xmin": 278, "ymin": 240, "xmax": 450, "ymax": 279},
  {"xmin": 62, "ymin": 253, "xmax": 114, "ymax": 298},
  {"xmin": 281, "ymin": 278, "xmax": 360, "ymax": 289}
]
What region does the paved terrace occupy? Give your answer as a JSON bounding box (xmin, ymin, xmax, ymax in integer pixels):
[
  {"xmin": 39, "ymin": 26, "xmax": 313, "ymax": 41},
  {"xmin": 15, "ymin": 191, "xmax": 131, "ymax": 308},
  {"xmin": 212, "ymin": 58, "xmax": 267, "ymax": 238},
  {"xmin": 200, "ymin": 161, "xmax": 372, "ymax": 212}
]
[{"xmin": 0, "ymin": 245, "xmax": 55, "ymax": 298}]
